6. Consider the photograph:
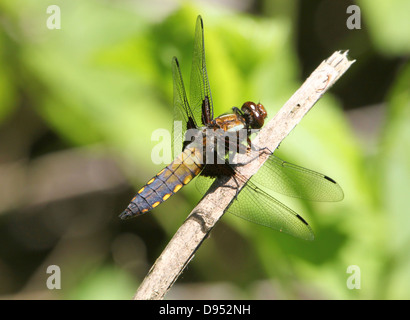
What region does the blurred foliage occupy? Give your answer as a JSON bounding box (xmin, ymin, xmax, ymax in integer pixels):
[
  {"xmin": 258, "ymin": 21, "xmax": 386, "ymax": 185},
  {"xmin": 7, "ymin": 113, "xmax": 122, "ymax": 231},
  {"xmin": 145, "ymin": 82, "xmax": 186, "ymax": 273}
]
[{"xmin": 0, "ymin": 0, "xmax": 409, "ymax": 300}]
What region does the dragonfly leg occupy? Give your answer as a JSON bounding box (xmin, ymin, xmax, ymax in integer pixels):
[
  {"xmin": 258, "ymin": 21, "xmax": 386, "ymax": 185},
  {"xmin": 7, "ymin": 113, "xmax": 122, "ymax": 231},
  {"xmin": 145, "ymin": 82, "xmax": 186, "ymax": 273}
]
[
  {"xmin": 218, "ymin": 161, "xmax": 241, "ymax": 201},
  {"xmin": 257, "ymin": 146, "xmax": 273, "ymax": 156},
  {"xmin": 220, "ymin": 173, "xmax": 241, "ymax": 201},
  {"xmin": 233, "ymin": 146, "xmax": 272, "ymax": 167}
]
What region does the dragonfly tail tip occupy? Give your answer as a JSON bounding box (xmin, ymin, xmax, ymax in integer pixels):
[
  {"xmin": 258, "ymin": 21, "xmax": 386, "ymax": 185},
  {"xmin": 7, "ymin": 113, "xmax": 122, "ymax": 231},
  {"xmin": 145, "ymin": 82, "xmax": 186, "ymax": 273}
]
[{"xmin": 119, "ymin": 209, "xmax": 132, "ymax": 220}]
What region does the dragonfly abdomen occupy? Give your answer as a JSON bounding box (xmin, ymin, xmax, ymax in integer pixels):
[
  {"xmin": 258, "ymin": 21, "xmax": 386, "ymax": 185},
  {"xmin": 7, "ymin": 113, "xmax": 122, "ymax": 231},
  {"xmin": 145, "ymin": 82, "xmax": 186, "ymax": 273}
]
[{"xmin": 120, "ymin": 147, "xmax": 204, "ymax": 219}]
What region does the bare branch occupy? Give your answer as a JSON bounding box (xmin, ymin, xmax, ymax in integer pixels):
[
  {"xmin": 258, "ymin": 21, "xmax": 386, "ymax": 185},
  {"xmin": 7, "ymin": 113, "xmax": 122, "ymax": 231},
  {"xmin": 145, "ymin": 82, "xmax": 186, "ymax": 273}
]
[{"xmin": 133, "ymin": 50, "xmax": 355, "ymax": 300}]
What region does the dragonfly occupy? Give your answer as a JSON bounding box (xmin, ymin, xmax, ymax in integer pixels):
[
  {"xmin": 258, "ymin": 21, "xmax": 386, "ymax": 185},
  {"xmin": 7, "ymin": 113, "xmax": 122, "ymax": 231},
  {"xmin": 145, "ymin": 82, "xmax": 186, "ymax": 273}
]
[{"xmin": 120, "ymin": 15, "xmax": 344, "ymax": 240}]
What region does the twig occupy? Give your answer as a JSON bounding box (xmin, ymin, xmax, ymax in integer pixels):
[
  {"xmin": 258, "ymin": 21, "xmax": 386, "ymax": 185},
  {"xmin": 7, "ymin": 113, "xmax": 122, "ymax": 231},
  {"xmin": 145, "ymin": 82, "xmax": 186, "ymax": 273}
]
[{"xmin": 133, "ymin": 50, "xmax": 355, "ymax": 300}]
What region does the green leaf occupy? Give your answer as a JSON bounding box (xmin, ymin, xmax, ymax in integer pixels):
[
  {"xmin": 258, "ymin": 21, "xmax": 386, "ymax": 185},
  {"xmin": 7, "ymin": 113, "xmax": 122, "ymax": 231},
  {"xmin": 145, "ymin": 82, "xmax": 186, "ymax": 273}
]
[{"xmin": 359, "ymin": 0, "xmax": 410, "ymax": 55}]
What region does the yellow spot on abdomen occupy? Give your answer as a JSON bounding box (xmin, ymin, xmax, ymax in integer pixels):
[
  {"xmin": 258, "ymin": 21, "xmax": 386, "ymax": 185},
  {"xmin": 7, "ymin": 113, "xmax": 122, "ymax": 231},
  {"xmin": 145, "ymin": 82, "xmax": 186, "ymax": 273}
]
[
  {"xmin": 173, "ymin": 184, "xmax": 182, "ymax": 193},
  {"xmin": 147, "ymin": 177, "xmax": 155, "ymax": 185},
  {"xmin": 138, "ymin": 187, "xmax": 145, "ymax": 194},
  {"xmin": 152, "ymin": 201, "xmax": 160, "ymax": 208},
  {"xmin": 183, "ymin": 175, "xmax": 192, "ymax": 185},
  {"xmin": 162, "ymin": 194, "xmax": 171, "ymax": 201}
]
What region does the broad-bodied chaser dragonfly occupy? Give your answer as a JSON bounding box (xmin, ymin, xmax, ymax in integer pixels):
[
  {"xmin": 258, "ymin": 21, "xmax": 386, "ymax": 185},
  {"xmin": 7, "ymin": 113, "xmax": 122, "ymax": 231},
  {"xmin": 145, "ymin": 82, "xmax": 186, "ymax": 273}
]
[{"xmin": 120, "ymin": 16, "xmax": 344, "ymax": 240}]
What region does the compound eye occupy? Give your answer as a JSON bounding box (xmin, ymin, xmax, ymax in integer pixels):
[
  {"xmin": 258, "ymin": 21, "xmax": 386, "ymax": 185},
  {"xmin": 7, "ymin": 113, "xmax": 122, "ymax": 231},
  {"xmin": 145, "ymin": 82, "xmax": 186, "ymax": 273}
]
[
  {"xmin": 241, "ymin": 101, "xmax": 267, "ymax": 129},
  {"xmin": 241, "ymin": 101, "xmax": 255, "ymax": 110},
  {"xmin": 256, "ymin": 103, "xmax": 267, "ymax": 119}
]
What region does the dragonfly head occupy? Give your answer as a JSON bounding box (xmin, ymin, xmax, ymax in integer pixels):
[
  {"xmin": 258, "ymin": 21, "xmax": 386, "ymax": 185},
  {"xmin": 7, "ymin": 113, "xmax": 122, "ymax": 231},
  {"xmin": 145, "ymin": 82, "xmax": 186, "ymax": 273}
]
[{"xmin": 241, "ymin": 101, "xmax": 267, "ymax": 129}]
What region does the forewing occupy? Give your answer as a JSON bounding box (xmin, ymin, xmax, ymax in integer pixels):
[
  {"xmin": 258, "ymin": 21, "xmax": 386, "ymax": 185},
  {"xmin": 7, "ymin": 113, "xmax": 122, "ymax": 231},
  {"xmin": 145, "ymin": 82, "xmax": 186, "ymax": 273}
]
[
  {"xmin": 172, "ymin": 57, "xmax": 198, "ymax": 154},
  {"xmin": 251, "ymin": 155, "xmax": 344, "ymax": 202},
  {"xmin": 190, "ymin": 15, "xmax": 213, "ymax": 126}
]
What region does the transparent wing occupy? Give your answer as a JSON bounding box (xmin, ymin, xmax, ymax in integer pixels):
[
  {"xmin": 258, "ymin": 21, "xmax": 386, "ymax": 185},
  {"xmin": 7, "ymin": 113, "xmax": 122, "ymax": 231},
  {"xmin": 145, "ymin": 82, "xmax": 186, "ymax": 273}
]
[
  {"xmin": 190, "ymin": 15, "xmax": 213, "ymax": 126},
  {"xmin": 228, "ymin": 181, "xmax": 314, "ymax": 240},
  {"xmin": 251, "ymin": 155, "xmax": 344, "ymax": 202},
  {"xmin": 172, "ymin": 57, "xmax": 198, "ymax": 154},
  {"xmin": 195, "ymin": 173, "xmax": 215, "ymax": 195},
  {"xmin": 195, "ymin": 162, "xmax": 314, "ymax": 240}
]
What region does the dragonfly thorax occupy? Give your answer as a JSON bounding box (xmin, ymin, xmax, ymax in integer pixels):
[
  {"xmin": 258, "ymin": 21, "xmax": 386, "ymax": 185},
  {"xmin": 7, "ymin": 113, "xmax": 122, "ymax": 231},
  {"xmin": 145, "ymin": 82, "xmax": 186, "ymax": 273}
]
[{"xmin": 212, "ymin": 113, "xmax": 245, "ymax": 132}]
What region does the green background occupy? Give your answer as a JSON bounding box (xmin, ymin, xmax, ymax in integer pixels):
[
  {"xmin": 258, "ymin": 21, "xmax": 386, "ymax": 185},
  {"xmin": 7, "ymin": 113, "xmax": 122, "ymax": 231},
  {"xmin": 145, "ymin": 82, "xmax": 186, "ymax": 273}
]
[{"xmin": 0, "ymin": 0, "xmax": 409, "ymax": 299}]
